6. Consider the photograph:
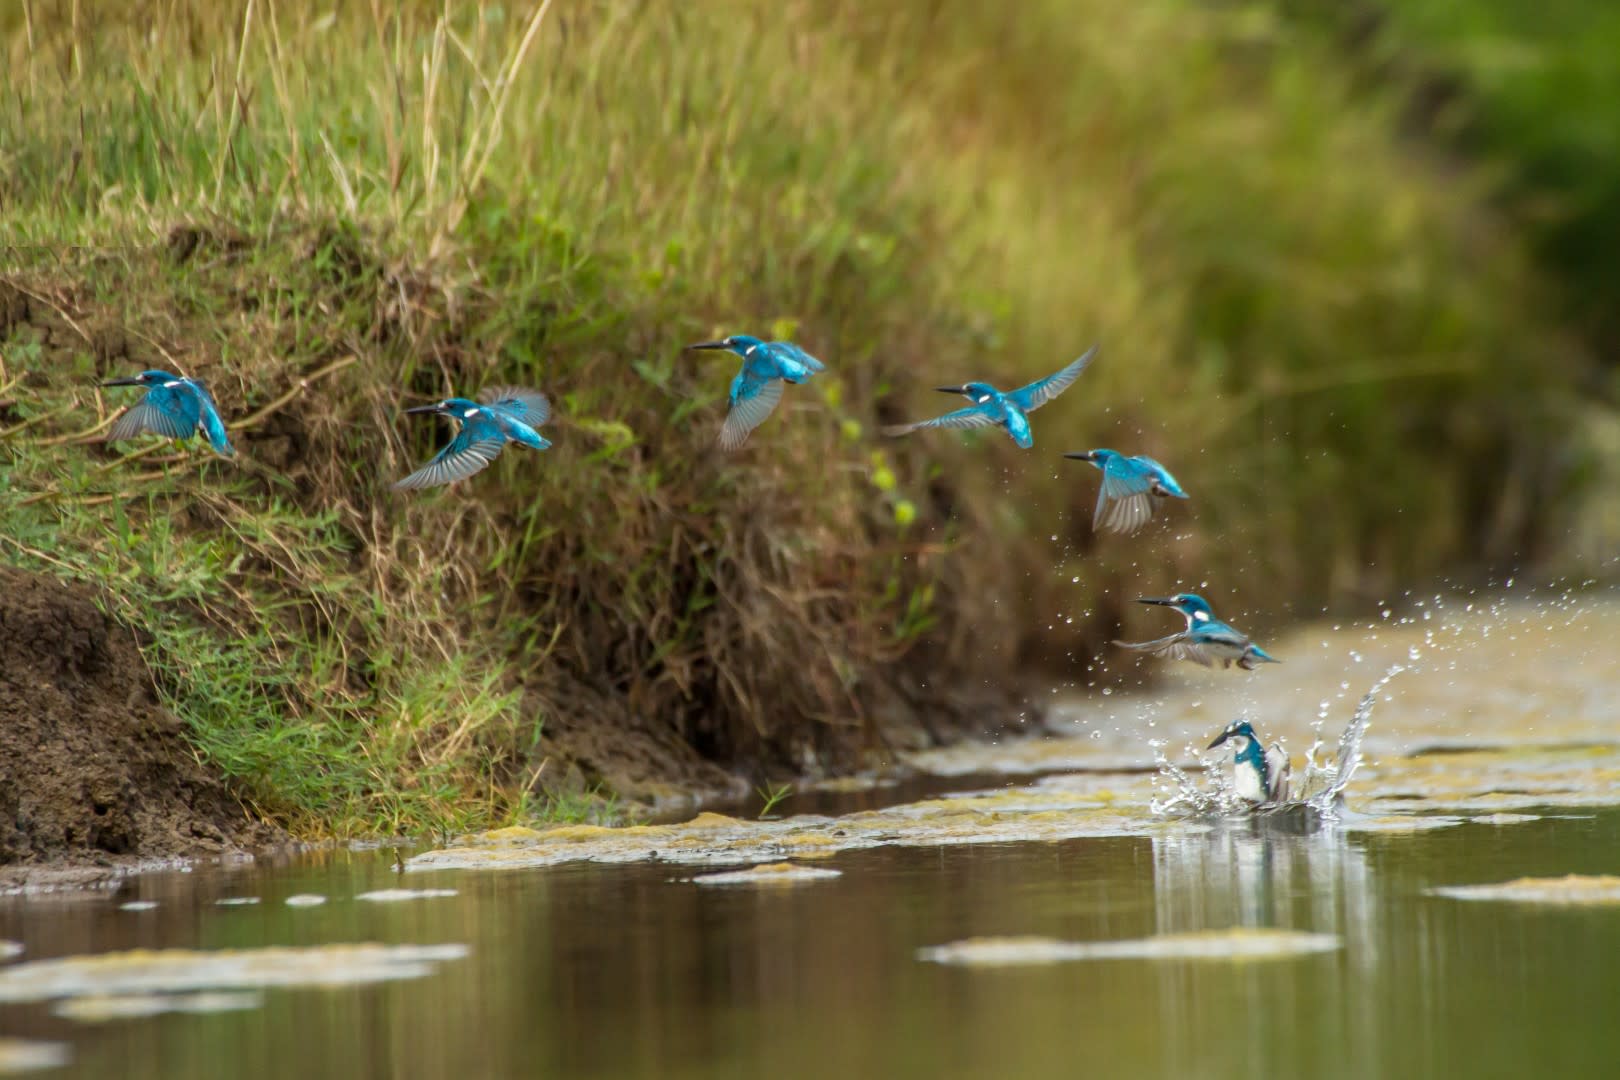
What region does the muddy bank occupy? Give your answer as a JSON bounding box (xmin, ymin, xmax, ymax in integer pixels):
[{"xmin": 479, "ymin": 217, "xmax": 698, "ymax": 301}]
[{"xmin": 0, "ymin": 568, "xmax": 275, "ymax": 871}]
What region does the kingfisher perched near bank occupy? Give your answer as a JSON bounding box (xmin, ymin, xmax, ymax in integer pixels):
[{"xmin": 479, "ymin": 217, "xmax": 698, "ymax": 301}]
[
  {"xmin": 1207, "ymin": 719, "xmax": 1291, "ymax": 805},
  {"xmin": 102, "ymin": 369, "xmax": 235, "ymax": 457},
  {"xmin": 1114, "ymin": 594, "xmax": 1280, "ymax": 670},
  {"xmin": 882, "ymin": 345, "xmax": 1097, "ymax": 449},
  {"xmin": 1064, "ymin": 449, "xmax": 1188, "ymax": 534},
  {"xmin": 394, "ymin": 387, "xmax": 551, "ymax": 491},
  {"xmin": 684, "ymin": 334, "xmax": 825, "ymax": 451}
]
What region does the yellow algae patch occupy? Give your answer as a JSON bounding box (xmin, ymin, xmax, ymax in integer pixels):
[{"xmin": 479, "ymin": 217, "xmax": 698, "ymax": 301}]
[
  {"xmin": 683, "ymin": 812, "xmax": 749, "ymax": 830},
  {"xmin": 535, "ymin": 824, "xmax": 633, "ymax": 843},
  {"xmin": 53, "ymin": 991, "xmax": 262, "ymax": 1023},
  {"xmin": 1431, "ymin": 875, "xmax": 1620, "ymax": 905},
  {"xmin": 0, "ymin": 943, "xmax": 469, "ymax": 1004},
  {"xmin": 476, "ymin": 826, "xmax": 547, "ymax": 843},
  {"xmin": 0, "ymin": 1038, "xmax": 68, "ymax": 1073},
  {"xmin": 918, "ymin": 929, "xmax": 1341, "ymax": 967},
  {"xmin": 691, "ymin": 863, "xmax": 842, "ymax": 887}
]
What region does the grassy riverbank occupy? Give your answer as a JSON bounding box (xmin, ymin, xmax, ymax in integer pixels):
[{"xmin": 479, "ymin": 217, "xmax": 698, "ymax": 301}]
[{"xmin": 0, "ymin": 1, "xmax": 1588, "ymax": 836}]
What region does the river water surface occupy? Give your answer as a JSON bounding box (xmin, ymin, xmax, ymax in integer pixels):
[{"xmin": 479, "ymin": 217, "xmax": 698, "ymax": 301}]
[{"xmin": 1, "ymin": 590, "xmax": 1617, "ymax": 1079}]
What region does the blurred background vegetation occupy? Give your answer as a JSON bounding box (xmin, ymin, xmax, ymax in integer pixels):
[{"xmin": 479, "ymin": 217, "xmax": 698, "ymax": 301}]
[{"xmin": 0, "ymin": 0, "xmax": 1608, "ymax": 834}]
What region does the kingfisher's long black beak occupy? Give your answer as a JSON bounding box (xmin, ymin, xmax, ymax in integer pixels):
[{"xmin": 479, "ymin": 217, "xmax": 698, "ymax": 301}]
[
  {"xmin": 1207, "ymin": 730, "xmax": 1233, "ymax": 750},
  {"xmin": 1064, "ymin": 451, "xmax": 1097, "ymax": 463},
  {"xmin": 405, "ymin": 404, "xmax": 443, "ymax": 415},
  {"xmin": 684, "ymin": 340, "xmax": 729, "ymax": 351},
  {"xmin": 934, "ymin": 385, "xmax": 967, "ymax": 395},
  {"xmin": 101, "ymin": 376, "xmax": 144, "ymax": 387},
  {"xmin": 1136, "ymin": 596, "xmax": 1176, "ymax": 607}
]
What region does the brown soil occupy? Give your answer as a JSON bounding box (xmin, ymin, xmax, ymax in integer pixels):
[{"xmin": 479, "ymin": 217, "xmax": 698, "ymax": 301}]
[{"xmin": 0, "ymin": 568, "xmax": 276, "ymax": 866}]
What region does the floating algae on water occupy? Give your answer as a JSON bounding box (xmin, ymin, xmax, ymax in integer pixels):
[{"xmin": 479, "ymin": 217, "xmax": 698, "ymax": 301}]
[
  {"xmin": 0, "ymin": 944, "xmax": 469, "ymax": 1006},
  {"xmin": 0, "ymin": 1038, "xmax": 69, "ymax": 1074},
  {"xmin": 1430, "ymin": 875, "xmax": 1620, "ymax": 906},
  {"xmin": 355, "ymin": 889, "xmax": 460, "ymax": 903},
  {"xmin": 407, "ymin": 795, "xmax": 1180, "ymax": 873},
  {"xmin": 690, "ymin": 863, "xmax": 842, "ymax": 887},
  {"xmin": 53, "ymin": 991, "xmax": 263, "ymax": 1024},
  {"xmin": 917, "ymin": 929, "xmax": 1342, "ymax": 967}
]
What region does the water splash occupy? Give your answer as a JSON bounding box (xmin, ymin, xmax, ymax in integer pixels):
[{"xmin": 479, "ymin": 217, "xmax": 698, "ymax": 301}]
[
  {"xmin": 1295, "ymin": 664, "xmax": 1404, "ymax": 811},
  {"xmin": 1151, "ymin": 665, "xmax": 1405, "ymax": 820}
]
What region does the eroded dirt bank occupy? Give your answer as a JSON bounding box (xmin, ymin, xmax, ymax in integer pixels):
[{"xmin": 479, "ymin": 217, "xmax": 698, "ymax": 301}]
[{"xmin": 0, "ymin": 568, "xmax": 275, "ymax": 872}]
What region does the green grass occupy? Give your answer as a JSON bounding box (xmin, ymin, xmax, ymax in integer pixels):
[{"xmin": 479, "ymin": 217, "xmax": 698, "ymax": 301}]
[{"xmin": 0, "ymin": 0, "xmax": 1593, "ymax": 836}]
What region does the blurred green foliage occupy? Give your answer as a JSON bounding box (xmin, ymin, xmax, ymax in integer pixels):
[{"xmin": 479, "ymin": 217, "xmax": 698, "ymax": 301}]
[{"xmin": 1289, "ymin": 0, "xmax": 1620, "ymax": 356}]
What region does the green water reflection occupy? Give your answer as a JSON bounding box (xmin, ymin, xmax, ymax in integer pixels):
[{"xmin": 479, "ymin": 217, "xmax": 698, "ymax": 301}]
[{"xmin": 2, "ymin": 809, "xmax": 1618, "ymax": 1079}]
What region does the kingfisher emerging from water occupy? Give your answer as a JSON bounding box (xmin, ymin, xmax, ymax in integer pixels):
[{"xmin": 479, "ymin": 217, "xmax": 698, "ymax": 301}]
[
  {"xmin": 1064, "ymin": 449, "xmax": 1188, "ymax": 534},
  {"xmin": 394, "ymin": 387, "xmax": 551, "ymax": 491},
  {"xmin": 102, "ymin": 369, "xmax": 235, "ymax": 457},
  {"xmin": 1207, "ymin": 720, "xmax": 1291, "ymax": 805},
  {"xmin": 882, "ymin": 345, "xmax": 1097, "ymax": 449},
  {"xmin": 1114, "ymin": 594, "xmax": 1280, "ymax": 670},
  {"xmin": 684, "ymin": 334, "xmax": 825, "ymax": 451}
]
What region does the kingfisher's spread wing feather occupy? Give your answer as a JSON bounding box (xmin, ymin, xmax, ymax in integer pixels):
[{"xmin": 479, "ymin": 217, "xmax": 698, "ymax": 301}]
[
  {"xmin": 108, "ymin": 385, "xmax": 196, "ymax": 443},
  {"xmin": 1113, "ymin": 633, "xmax": 1217, "ymax": 667},
  {"xmin": 1265, "ymin": 747, "xmax": 1292, "ymax": 803},
  {"xmin": 394, "ymin": 420, "xmax": 509, "ymax": 491},
  {"xmin": 882, "ymin": 404, "xmax": 999, "ymax": 438},
  {"xmin": 1097, "ymin": 490, "xmax": 1155, "ymax": 534},
  {"xmin": 1007, "ymin": 345, "xmax": 1097, "ymax": 412},
  {"xmin": 1096, "ymin": 462, "xmax": 1159, "ymax": 533},
  {"xmin": 718, "ymin": 374, "xmax": 784, "ymax": 451},
  {"xmin": 480, "ymin": 386, "xmax": 551, "ymax": 427}
]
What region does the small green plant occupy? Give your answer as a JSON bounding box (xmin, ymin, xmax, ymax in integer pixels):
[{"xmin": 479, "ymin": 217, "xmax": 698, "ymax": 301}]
[{"xmin": 756, "ymin": 783, "xmax": 794, "ymax": 820}]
